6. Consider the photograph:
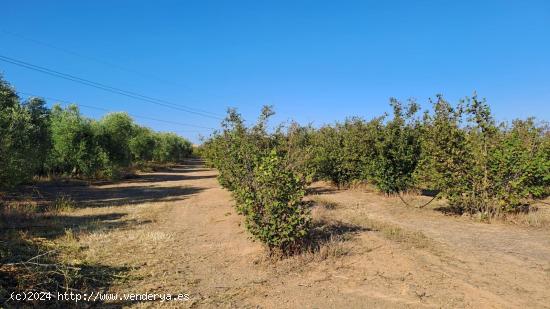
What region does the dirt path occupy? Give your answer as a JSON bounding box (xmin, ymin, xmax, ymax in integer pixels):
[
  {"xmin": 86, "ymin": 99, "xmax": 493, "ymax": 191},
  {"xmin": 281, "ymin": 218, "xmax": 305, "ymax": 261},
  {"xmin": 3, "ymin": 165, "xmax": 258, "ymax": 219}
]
[{"xmin": 73, "ymin": 161, "xmax": 550, "ymax": 308}]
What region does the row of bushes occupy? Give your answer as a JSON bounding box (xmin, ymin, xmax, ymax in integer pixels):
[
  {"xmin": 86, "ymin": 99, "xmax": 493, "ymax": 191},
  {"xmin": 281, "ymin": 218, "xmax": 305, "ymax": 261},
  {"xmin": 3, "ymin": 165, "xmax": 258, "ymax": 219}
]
[
  {"xmin": 304, "ymin": 95, "xmax": 549, "ymax": 215},
  {"xmin": 201, "ymin": 96, "xmax": 549, "ymax": 253},
  {"xmin": 0, "ymin": 77, "xmax": 193, "ymax": 190}
]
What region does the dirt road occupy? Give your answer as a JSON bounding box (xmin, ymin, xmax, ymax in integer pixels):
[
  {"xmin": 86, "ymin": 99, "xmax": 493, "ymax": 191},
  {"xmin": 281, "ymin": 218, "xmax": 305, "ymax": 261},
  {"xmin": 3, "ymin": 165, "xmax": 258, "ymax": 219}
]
[{"xmin": 70, "ymin": 161, "xmax": 550, "ymax": 308}]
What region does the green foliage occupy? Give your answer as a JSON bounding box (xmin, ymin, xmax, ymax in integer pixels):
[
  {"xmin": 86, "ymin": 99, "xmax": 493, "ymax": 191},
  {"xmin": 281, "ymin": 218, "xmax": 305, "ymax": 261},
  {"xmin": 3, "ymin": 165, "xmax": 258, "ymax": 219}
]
[
  {"xmin": 245, "ymin": 150, "xmax": 311, "ymax": 254},
  {"xmin": 0, "ymin": 78, "xmax": 41, "ymax": 189},
  {"xmin": 129, "ymin": 126, "xmax": 156, "ymax": 162},
  {"xmin": 2, "ymin": 73, "xmax": 548, "ymax": 219},
  {"xmin": 416, "ymin": 95, "xmax": 550, "ymax": 214},
  {"xmin": 152, "ymin": 132, "xmax": 193, "ymax": 163},
  {"xmin": 0, "ymin": 76, "xmax": 193, "ymax": 189},
  {"xmin": 371, "ymin": 99, "xmax": 421, "ymax": 193},
  {"xmin": 203, "ymin": 95, "xmax": 549, "ymax": 218},
  {"xmin": 414, "ymin": 96, "xmax": 472, "ymax": 202},
  {"xmin": 48, "ymin": 104, "xmax": 111, "ymax": 178},
  {"xmin": 311, "ymin": 125, "xmax": 346, "ymax": 186},
  {"xmin": 311, "ymin": 117, "xmax": 382, "ymax": 188},
  {"xmin": 23, "ymin": 97, "xmax": 52, "ymax": 175},
  {"xmin": 202, "ymin": 107, "xmax": 311, "ymax": 254},
  {"xmin": 95, "ymin": 112, "xmax": 135, "ymax": 167},
  {"xmin": 273, "ymin": 122, "xmax": 317, "ymax": 183},
  {"xmin": 485, "ymin": 118, "xmax": 550, "ymax": 212}
]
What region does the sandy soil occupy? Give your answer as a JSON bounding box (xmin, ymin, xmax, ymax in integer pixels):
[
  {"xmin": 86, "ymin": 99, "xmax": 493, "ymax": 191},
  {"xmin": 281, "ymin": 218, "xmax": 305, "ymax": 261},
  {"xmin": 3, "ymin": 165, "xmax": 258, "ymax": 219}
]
[{"xmin": 39, "ymin": 160, "xmax": 550, "ymax": 308}]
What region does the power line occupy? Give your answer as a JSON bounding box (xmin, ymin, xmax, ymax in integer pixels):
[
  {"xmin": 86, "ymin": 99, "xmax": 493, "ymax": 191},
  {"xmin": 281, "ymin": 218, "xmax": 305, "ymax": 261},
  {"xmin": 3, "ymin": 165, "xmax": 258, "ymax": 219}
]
[
  {"xmin": 0, "ymin": 54, "xmax": 222, "ymax": 119},
  {"xmin": 18, "ymin": 91, "xmax": 215, "ymax": 132},
  {"xmin": 0, "ymin": 54, "xmax": 224, "ymax": 120},
  {"xmin": 0, "ymin": 29, "xmax": 174, "ymax": 85},
  {"xmin": 0, "ymin": 29, "xmax": 232, "ymax": 106}
]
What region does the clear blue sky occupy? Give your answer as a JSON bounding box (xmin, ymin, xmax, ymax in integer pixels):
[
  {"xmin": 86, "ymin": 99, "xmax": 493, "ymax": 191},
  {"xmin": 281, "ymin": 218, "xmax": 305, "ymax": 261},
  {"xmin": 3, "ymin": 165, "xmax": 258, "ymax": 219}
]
[{"xmin": 1, "ymin": 1, "xmax": 549, "ymax": 143}]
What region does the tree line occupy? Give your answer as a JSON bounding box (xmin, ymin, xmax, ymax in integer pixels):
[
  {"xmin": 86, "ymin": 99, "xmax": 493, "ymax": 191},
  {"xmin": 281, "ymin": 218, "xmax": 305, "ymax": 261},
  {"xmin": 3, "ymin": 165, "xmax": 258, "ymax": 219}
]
[
  {"xmin": 0, "ymin": 77, "xmax": 193, "ymax": 190},
  {"xmin": 201, "ymin": 95, "xmax": 550, "ymax": 255}
]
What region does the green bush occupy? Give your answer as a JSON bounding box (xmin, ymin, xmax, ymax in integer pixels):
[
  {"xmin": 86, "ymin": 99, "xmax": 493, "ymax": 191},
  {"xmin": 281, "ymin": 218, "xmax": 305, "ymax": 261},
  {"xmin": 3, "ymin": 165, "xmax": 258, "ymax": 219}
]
[
  {"xmin": 245, "ymin": 150, "xmax": 311, "ymax": 254},
  {"xmin": 310, "ymin": 117, "xmax": 382, "ymax": 188},
  {"xmin": 273, "ymin": 122, "xmax": 317, "ymax": 183},
  {"xmin": 371, "ymin": 99, "xmax": 421, "ymax": 194},
  {"xmin": 485, "ymin": 118, "xmax": 550, "ymax": 212},
  {"xmin": 414, "ymin": 96, "xmax": 472, "ymax": 204},
  {"xmin": 23, "ymin": 97, "xmax": 52, "ymax": 176},
  {"xmin": 203, "ymin": 97, "xmax": 549, "ymax": 220},
  {"xmin": 202, "ymin": 107, "xmax": 311, "ymax": 254},
  {"xmin": 416, "ymin": 95, "xmax": 550, "ymax": 215}
]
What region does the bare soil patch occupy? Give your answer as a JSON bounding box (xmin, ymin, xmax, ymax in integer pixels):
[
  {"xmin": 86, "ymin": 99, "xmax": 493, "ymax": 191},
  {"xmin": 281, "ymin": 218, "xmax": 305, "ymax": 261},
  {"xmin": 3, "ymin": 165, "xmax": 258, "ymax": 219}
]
[{"xmin": 4, "ymin": 161, "xmax": 549, "ymax": 308}]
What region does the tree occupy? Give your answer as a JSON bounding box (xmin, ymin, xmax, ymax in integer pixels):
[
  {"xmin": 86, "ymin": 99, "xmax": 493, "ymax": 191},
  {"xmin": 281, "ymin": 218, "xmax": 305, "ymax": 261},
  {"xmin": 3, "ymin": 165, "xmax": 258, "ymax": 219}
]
[
  {"xmin": 95, "ymin": 112, "xmax": 136, "ymax": 167},
  {"xmin": 0, "ymin": 77, "xmax": 38, "ymax": 188},
  {"xmin": 23, "ymin": 97, "xmax": 51, "ymax": 175},
  {"xmin": 48, "ymin": 104, "xmax": 110, "ymax": 178},
  {"xmin": 152, "ymin": 132, "xmax": 192, "ymax": 163},
  {"xmin": 129, "ymin": 126, "xmax": 156, "ymax": 162}
]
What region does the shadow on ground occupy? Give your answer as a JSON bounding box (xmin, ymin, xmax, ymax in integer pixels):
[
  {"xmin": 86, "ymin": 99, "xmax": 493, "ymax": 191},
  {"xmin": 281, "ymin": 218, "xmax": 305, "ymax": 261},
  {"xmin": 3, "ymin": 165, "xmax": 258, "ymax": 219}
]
[
  {"xmin": 308, "ymin": 219, "xmax": 368, "ymax": 249},
  {"xmin": 306, "ymin": 186, "xmax": 339, "ymax": 196},
  {"xmin": 113, "ymin": 173, "xmax": 216, "ymax": 184},
  {"xmin": 53, "ymin": 185, "xmax": 205, "ymax": 208},
  {"xmin": 0, "ymin": 163, "xmax": 208, "ymax": 308},
  {"xmin": 0, "ymin": 208, "xmax": 137, "ymax": 308},
  {"xmin": 6, "ymin": 184, "xmax": 205, "ymax": 209}
]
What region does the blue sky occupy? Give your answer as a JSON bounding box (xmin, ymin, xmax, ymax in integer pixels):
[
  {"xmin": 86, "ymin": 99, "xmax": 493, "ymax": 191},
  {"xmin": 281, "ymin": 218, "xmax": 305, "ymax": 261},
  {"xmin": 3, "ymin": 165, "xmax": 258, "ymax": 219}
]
[{"xmin": 1, "ymin": 0, "xmax": 549, "ymax": 143}]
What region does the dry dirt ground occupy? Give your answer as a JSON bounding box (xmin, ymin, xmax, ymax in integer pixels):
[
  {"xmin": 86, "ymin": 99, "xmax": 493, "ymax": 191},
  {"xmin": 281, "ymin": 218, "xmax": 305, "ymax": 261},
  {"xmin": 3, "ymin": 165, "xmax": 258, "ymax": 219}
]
[{"xmin": 12, "ymin": 160, "xmax": 550, "ymax": 308}]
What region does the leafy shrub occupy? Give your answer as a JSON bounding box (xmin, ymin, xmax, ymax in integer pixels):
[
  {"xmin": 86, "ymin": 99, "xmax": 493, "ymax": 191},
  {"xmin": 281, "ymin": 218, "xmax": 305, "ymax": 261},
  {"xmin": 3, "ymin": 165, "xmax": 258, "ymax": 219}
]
[
  {"xmin": 22, "ymin": 97, "xmax": 52, "ymax": 176},
  {"xmin": 414, "ymin": 96, "xmax": 472, "ymax": 204},
  {"xmin": 202, "ymin": 107, "xmax": 312, "ymax": 255},
  {"xmin": 205, "ymin": 107, "xmax": 273, "ymax": 203},
  {"xmin": 310, "ymin": 117, "xmax": 382, "ymax": 188},
  {"xmin": 203, "ymin": 96, "xmax": 549, "ymax": 220},
  {"xmin": 485, "ymin": 118, "xmax": 550, "ymax": 212},
  {"xmin": 416, "ymin": 95, "xmax": 550, "ymax": 215},
  {"xmin": 273, "ymin": 122, "xmax": 317, "ymax": 183},
  {"xmin": 245, "ymin": 150, "xmax": 311, "ymax": 254},
  {"xmin": 371, "ymin": 99, "xmax": 421, "ymax": 194}
]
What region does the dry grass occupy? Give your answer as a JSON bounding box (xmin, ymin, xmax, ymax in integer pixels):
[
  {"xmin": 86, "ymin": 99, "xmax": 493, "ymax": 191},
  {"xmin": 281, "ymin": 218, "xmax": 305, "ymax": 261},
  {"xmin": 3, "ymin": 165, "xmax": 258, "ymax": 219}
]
[
  {"xmin": 259, "ymin": 205, "xmax": 362, "ymax": 268},
  {"xmin": 356, "ymin": 217, "xmax": 432, "ymax": 249},
  {"xmin": 0, "ymin": 199, "xmax": 132, "ymax": 307},
  {"xmin": 260, "ymin": 236, "xmax": 355, "ymax": 274},
  {"xmin": 311, "ymin": 197, "xmax": 433, "ymax": 250},
  {"xmin": 310, "ymin": 196, "xmax": 339, "ymax": 210},
  {"xmin": 48, "ymin": 193, "xmax": 76, "ymax": 213},
  {"xmin": 490, "ymin": 205, "xmax": 550, "ymax": 228}
]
